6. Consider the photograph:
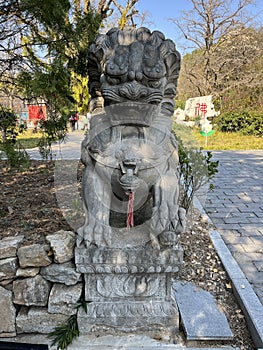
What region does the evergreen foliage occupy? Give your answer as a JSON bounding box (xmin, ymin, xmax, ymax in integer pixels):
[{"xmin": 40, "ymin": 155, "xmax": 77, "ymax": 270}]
[{"xmin": 214, "ymin": 112, "xmax": 263, "ymax": 136}]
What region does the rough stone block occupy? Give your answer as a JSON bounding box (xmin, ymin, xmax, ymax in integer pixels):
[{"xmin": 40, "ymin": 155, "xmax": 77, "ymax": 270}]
[
  {"xmin": 13, "ymin": 275, "xmax": 51, "ymax": 306},
  {"xmin": 16, "ymin": 267, "xmax": 40, "ymax": 278},
  {"xmin": 0, "ymin": 279, "xmax": 14, "ymax": 288},
  {"xmin": 173, "ymin": 281, "xmax": 233, "ymax": 340},
  {"xmin": 0, "ymin": 286, "xmax": 16, "ymax": 335},
  {"xmin": 0, "ymin": 236, "xmax": 24, "ymax": 259},
  {"xmin": 40, "ymin": 262, "xmax": 81, "ymax": 285},
  {"xmin": 48, "ymin": 283, "xmax": 83, "ymax": 315},
  {"xmin": 17, "ymin": 244, "xmax": 52, "ymax": 268},
  {"xmin": 46, "ymin": 230, "xmax": 75, "ymax": 263},
  {"xmin": 0, "ymin": 257, "xmax": 18, "ymax": 282},
  {"xmin": 16, "ymin": 307, "xmax": 68, "ymax": 334}
]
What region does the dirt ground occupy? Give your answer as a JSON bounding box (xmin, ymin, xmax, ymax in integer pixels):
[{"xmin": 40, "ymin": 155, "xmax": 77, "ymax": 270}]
[{"xmin": 0, "ymin": 160, "xmax": 255, "ymax": 349}]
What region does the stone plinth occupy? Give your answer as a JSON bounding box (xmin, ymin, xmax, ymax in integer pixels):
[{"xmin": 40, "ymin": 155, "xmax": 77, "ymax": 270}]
[{"xmin": 75, "ymin": 245, "xmax": 183, "ymax": 334}]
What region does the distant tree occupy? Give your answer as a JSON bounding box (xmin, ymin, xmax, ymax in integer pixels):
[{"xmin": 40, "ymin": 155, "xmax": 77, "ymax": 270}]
[
  {"xmin": 112, "ymin": 0, "xmax": 139, "ymax": 29},
  {"xmin": 171, "ymin": 0, "xmax": 262, "ymax": 103}
]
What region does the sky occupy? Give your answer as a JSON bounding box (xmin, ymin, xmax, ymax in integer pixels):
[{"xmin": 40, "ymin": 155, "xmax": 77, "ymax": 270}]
[{"xmin": 135, "ymin": 0, "xmax": 263, "ymax": 54}]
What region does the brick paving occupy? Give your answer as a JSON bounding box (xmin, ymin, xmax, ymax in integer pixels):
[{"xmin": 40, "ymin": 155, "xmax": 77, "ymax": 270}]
[{"xmin": 200, "ymin": 150, "xmax": 263, "ymax": 305}]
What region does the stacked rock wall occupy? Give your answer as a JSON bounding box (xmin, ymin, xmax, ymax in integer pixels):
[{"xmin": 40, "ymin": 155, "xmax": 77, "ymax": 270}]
[{"xmin": 0, "ymin": 231, "xmax": 82, "ymax": 337}]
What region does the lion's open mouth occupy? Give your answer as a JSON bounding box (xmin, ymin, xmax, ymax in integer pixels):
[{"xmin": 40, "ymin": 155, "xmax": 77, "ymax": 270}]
[
  {"xmin": 105, "ymin": 101, "xmax": 158, "ymax": 126},
  {"xmin": 102, "ymin": 84, "xmax": 163, "ymax": 105}
]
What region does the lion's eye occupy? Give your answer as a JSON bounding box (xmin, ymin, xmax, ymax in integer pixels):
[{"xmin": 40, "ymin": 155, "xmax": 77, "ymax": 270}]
[
  {"xmin": 107, "ymin": 77, "xmax": 121, "ymax": 85},
  {"xmin": 148, "ymin": 80, "xmax": 161, "ymax": 88}
]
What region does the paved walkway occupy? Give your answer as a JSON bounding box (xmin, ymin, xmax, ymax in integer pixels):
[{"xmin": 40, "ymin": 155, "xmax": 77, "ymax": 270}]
[
  {"xmin": 26, "ymin": 130, "xmax": 84, "ymax": 160},
  {"xmin": 199, "ymin": 150, "xmax": 263, "ymax": 305}
]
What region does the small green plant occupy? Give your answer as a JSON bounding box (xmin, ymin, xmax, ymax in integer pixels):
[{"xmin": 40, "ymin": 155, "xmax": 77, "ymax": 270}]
[
  {"xmin": 48, "ymin": 299, "xmax": 90, "ymax": 350},
  {"xmin": 0, "ymin": 108, "xmax": 30, "ymax": 170},
  {"xmin": 38, "ymin": 115, "xmax": 68, "ymax": 160},
  {"xmin": 48, "ymin": 314, "xmax": 79, "ymax": 350},
  {"xmin": 176, "ymin": 135, "xmax": 219, "ymax": 213},
  {"xmin": 3, "ymin": 141, "xmax": 30, "ymax": 170},
  {"xmin": 38, "ymin": 136, "xmax": 52, "ymax": 160}
]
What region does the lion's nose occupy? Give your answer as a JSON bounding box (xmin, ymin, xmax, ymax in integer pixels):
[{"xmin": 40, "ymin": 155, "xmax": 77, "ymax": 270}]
[{"xmin": 128, "ymin": 70, "xmax": 143, "ymax": 81}]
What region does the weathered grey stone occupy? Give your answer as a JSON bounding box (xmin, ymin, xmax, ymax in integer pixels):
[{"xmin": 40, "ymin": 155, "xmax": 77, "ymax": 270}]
[
  {"xmin": 75, "ymin": 27, "xmax": 184, "ymax": 335},
  {"xmin": 75, "ymin": 246, "xmax": 183, "ymax": 274},
  {"xmin": 0, "ymin": 257, "xmax": 18, "ymax": 281},
  {"xmin": 41, "ymin": 262, "xmax": 81, "ymax": 285},
  {"xmin": 0, "ymin": 279, "xmax": 13, "ymax": 288},
  {"xmin": 67, "ymin": 335, "xmax": 241, "ymax": 350},
  {"xmin": 0, "ymin": 286, "xmax": 16, "ymax": 335},
  {"xmin": 48, "ymin": 283, "xmax": 83, "ymax": 315},
  {"xmin": 17, "ymin": 244, "xmax": 52, "ymax": 268},
  {"xmin": 13, "ymin": 275, "xmax": 51, "ymax": 306},
  {"xmin": 0, "ymin": 235, "xmax": 24, "ymax": 259},
  {"xmin": 173, "ymin": 281, "xmax": 233, "ymax": 340},
  {"xmin": 77, "ymin": 26, "xmax": 185, "ymax": 250},
  {"xmin": 77, "ymin": 300, "xmax": 179, "ymax": 334},
  {"xmin": 16, "ymin": 307, "xmax": 68, "ymax": 334},
  {"xmin": 16, "ymin": 267, "xmax": 40, "ymax": 277},
  {"xmin": 46, "ymin": 230, "xmax": 75, "ymax": 263}
]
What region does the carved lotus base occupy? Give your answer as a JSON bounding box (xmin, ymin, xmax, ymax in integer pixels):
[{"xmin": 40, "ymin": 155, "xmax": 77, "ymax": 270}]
[
  {"xmin": 75, "ymin": 246, "xmax": 182, "ymax": 335},
  {"xmin": 77, "ymin": 300, "xmax": 179, "ymax": 334}
]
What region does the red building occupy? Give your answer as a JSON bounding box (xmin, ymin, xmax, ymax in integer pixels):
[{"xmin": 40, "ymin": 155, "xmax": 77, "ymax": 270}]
[{"xmin": 27, "ymin": 104, "xmax": 46, "ymax": 125}]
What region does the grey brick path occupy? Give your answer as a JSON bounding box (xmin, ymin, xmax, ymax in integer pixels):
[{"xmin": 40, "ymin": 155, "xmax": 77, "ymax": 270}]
[{"xmin": 199, "ymin": 150, "xmax": 263, "ymax": 305}]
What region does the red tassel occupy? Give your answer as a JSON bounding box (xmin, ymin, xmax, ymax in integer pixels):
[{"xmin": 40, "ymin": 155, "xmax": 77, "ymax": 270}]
[{"xmin": 125, "ymin": 191, "xmax": 134, "ymax": 228}]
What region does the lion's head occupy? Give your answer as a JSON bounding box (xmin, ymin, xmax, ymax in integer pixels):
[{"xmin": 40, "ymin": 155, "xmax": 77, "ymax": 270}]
[{"xmin": 88, "ymin": 27, "xmax": 181, "ymax": 117}]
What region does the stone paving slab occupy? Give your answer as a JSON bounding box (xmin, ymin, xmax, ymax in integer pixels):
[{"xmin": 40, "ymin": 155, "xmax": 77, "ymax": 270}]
[
  {"xmin": 67, "ymin": 335, "xmax": 239, "ymax": 349},
  {"xmin": 0, "ymin": 335, "xmax": 240, "ymax": 350},
  {"xmin": 173, "ymin": 281, "xmax": 233, "ymax": 341}
]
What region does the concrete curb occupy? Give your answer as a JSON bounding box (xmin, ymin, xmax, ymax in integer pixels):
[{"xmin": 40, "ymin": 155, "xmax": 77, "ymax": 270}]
[{"xmin": 193, "ymin": 197, "xmax": 263, "ymax": 349}]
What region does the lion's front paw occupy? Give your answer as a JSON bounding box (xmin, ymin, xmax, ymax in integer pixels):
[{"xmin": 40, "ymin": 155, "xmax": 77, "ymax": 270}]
[
  {"xmin": 83, "ymin": 219, "xmax": 112, "ymax": 247},
  {"xmin": 158, "ymin": 230, "xmax": 180, "ymax": 248},
  {"xmin": 151, "ymin": 203, "xmax": 179, "ymax": 234}
]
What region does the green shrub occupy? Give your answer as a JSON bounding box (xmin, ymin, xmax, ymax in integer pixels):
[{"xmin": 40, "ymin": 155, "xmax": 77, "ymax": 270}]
[
  {"xmin": 38, "ymin": 115, "xmax": 68, "ymax": 160},
  {"xmin": 0, "ymin": 108, "xmax": 30, "ymax": 169},
  {"xmin": 172, "ymin": 130, "xmax": 219, "ymax": 213},
  {"xmin": 0, "ymin": 109, "xmax": 17, "ymax": 142},
  {"xmin": 177, "ymin": 138, "xmax": 219, "ymax": 213},
  {"xmin": 3, "ymin": 140, "xmax": 30, "ymax": 170},
  {"xmin": 214, "ymin": 111, "xmax": 263, "ymax": 136}
]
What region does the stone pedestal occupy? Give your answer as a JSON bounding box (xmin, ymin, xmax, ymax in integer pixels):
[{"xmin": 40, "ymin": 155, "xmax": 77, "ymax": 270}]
[{"xmin": 75, "ymin": 245, "xmax": 183, "ymax": 334}]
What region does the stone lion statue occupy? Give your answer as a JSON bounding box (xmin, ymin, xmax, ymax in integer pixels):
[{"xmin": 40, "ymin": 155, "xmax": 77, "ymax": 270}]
[{"xmin": 77, "ymin": 27, "xmax": 186, "ymax": 249}]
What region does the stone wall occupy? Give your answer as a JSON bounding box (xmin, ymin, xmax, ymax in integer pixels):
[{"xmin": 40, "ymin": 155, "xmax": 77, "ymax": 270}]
[{"xmin": 0, "ymin": 231, "xmax": 82, "ymax": 337}]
